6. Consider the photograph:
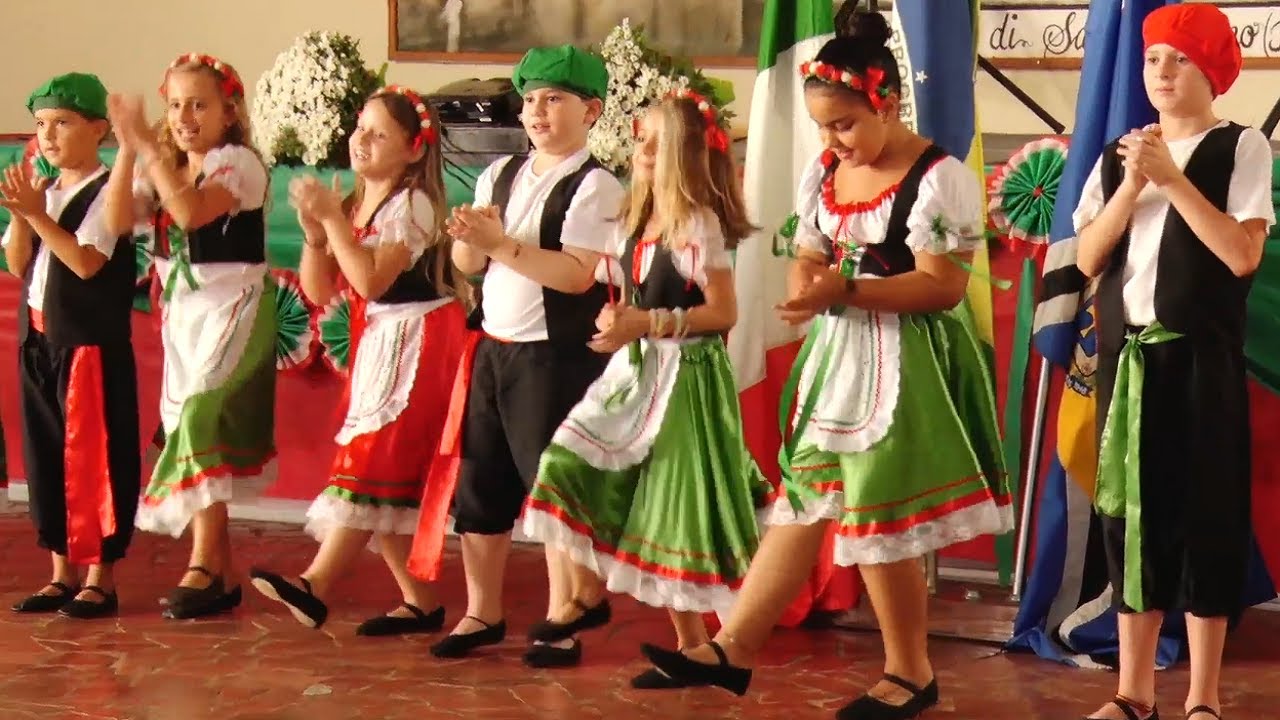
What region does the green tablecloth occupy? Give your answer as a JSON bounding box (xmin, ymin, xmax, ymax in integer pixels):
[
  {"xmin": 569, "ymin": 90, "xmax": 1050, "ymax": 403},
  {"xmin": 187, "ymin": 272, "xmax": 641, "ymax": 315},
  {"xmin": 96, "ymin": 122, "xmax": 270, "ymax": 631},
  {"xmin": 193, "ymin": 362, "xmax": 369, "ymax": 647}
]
[{"xmin": 0, "ymin": 144, "xmax": 483, "ymax": 271}]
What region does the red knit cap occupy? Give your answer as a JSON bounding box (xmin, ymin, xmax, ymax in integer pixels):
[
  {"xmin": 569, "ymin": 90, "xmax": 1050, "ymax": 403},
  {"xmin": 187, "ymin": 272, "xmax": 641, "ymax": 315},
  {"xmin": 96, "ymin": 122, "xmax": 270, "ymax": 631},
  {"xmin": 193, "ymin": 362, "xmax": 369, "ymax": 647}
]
[{"xmin": 1142, "ymin": 4, "xmax": 1242, "ymax": 96}]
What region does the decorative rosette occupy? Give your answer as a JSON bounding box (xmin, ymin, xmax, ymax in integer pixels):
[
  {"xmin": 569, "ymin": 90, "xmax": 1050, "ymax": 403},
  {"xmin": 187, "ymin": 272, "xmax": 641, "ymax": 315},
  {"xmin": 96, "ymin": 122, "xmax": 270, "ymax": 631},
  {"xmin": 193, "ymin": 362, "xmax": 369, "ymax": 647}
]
[
  {"xmin": 21, "ymin": 135, "xmax": 59, "ymax": 180},
  {"xmin": 271, "ymin": 268, "xmax": 317, "ymax": 372},
  {"xmin": 987, "ymin": 137, "xmax": 1069, "ymax": 255},
  {"xmin": 315, "ymin": 285, "xmax": 357, "ymax": 376}
]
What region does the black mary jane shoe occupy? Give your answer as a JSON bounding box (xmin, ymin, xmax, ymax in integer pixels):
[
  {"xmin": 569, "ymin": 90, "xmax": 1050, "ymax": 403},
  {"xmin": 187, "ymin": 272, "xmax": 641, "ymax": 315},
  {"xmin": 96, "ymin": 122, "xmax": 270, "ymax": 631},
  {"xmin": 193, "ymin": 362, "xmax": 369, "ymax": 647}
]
[
  {"xmin": 527, "ymin": 597, "xmax": 611, "ymax": 643},
  {"xmin": 12, "ymin": 582, "xmax": 80, "ymax": 613},
  {"xmin": 1085, "ymin": 697, "xmax": 1160, "ymax": 720},
  {"xmin": 163, "ymin": 566, "xmax": 243, "ymax": 620},
  {"xmin": 522, "ymin": 638, "xmax": 583, "ymax": 668},
  {"xmin": 355, "ymin": 603, "xmax": 445, "ymax": 637},
  {"xmin": 1185, "ymin": 707, "xmax": 1220, "ymax": 720},
  {"xmin": 836, "ymin": 674, "xmax": 939, "ymax": 720},
  {"xmin": 429, "ymin": 616, "xmax": 507, "ymax": 658},
  {"xmin": 248, "ymin": 568, "xmax": 328, "ymax": 629},
  {"xmin": 640, "ymin": 641, "xmax": 752, "ymax": 696},
  {"xmin": 58, "ymin": 586, "xmax": 119, "ymax": 620}
]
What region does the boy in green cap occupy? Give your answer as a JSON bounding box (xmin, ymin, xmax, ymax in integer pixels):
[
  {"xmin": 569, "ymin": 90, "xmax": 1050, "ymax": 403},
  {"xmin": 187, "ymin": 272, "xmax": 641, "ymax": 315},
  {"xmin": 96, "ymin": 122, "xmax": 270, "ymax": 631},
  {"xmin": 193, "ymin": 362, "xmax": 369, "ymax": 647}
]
[
  {"xmin": 420, "ymin": 44, "xmax": 623, "ymax": 668},
  {"xmin": 0, "ymin": 72, "xmax": 141, "ymax": 620}
]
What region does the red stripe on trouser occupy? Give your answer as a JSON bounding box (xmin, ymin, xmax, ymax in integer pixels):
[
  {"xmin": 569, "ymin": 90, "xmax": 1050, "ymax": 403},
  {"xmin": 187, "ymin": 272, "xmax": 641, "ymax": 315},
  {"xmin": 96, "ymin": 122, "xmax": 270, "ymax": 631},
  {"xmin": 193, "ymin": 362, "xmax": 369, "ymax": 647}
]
[{"xmin": 63, "ymin": 344, "xmax": 116, "ymax": 565}]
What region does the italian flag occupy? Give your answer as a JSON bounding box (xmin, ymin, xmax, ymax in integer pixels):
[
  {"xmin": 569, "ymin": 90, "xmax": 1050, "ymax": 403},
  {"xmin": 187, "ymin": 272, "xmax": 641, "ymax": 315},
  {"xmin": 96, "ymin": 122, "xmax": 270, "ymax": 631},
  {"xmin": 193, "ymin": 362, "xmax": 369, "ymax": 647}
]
[{"xmin": 727, "ymin": 0, "xmax": 858, "ymax": 625}]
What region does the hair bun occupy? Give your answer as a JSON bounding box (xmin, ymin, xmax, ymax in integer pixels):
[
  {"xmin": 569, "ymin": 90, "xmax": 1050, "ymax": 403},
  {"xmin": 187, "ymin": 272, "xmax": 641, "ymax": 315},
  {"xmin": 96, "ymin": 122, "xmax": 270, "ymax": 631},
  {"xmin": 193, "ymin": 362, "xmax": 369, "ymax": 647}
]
[{"xmin": 835, "ymin": 4, "xmax": 892, "ymax": 47}]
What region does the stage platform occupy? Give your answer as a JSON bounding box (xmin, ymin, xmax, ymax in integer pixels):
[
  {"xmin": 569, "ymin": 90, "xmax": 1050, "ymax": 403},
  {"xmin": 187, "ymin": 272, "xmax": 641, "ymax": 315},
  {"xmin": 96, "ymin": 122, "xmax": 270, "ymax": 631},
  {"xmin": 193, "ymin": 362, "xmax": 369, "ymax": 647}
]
[{"xmin": 0, "ymin": 511, "xmax": 1276, "ymax": 720}]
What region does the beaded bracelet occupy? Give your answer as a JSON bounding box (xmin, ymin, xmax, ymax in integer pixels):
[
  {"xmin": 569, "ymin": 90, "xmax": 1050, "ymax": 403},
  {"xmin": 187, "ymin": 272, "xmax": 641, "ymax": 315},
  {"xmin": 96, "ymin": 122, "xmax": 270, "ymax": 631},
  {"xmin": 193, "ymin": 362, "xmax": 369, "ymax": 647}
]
[
  {"xmin": 671, "ymin": 307, "xmax": 689, "ymax": 339},
  {"xmin": 649, "ymin": 308, "xmax": 672, "ymax": 337}
]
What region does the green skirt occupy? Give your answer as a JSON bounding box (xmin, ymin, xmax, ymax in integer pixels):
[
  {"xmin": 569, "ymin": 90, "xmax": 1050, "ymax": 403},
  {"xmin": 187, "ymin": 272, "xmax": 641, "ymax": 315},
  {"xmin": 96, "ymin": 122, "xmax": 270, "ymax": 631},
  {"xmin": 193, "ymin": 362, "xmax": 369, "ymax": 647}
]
[
  {"xmin": 523, "ymin": 336, "xmax": 766, "ymax": 614},
  {"xmin": 137, "ymin": 279, "xmax": 278, "ymax": 537},
  {"xmin": 769, "ymin": 302, "xmax": 1013, "ymax": 565}
]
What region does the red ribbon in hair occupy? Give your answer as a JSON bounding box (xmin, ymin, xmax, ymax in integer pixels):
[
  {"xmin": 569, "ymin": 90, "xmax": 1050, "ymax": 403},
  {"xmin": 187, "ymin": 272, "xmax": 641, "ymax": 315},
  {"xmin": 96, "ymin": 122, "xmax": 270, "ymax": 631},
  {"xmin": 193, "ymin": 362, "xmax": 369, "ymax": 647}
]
[
  {"xmin": 799, "ymin": 60, "xmax": 890, "ymax": 111},
  {"xmin": 666, "ymin": 88, "xmax": 731, "ymax": 154},
  {"xmin": 378, "ymin": 85, "xmax": 439, "ymax": 152},
  {"xmin": 159, "ymin": 52, "xmax": 245, "ymax": 99}
]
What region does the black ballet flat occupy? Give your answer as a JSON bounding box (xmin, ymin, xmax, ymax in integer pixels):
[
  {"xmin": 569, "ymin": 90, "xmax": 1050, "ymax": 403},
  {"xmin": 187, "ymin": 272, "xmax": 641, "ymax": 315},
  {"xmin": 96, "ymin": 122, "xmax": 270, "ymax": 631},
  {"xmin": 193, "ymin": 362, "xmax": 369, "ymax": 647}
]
[
  {"xmin": 249, "ymin": 568, "xmax": 328, "ymax": 629},
  {"xmin": 836, "ymin": 674, "xmax": 939, "ymax": 720},
  {"xmin": 527, "ymin": 597, "xmax": 611, "ymax": 643},
  {"xmin": 58, "ymin": 586, "xmax": 119, "ymax": 620},
  {"xmin": 12, "ymin": 582, "xmax": 80, "ymax": 613},
  {"xmin": 1185, "ymin": 707, "xmax": 1219, "ymax": 720},
  {"xmin": 429, "ymin": 616, "xmax": 506, "ymax": 658},
  {"xmin": 355, "ymin": 603, "xmax": 445, "ymax": 637},
  {"xmin": 630, "ymin": 667, "xmax": 690, "ymax": 690},
  {"xmin": 521, "ymin": 639, "xmax": 582, "ymax": 668},
  {"xmin": 1085, "ymin": 697, "xmax": 1159, "ymax": 720},
  {"xmin": 164, "ymin": 567, "xmax": 241, "ymax": 620},
  {"xmin": 640, "ymin": 641, "xmax": 752, "ymax": 696}
]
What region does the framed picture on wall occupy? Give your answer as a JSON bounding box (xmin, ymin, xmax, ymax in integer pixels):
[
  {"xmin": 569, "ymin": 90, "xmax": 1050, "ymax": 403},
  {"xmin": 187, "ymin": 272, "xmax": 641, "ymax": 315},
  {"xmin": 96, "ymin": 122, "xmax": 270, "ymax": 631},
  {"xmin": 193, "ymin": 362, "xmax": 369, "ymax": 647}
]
[
  {"xmin": 389, "ymin": 0, "xmax": 1280, "ymax": 70},
  {"xmin": 388, "ymin": 0, "xmax": 770, "ymax": 66}
]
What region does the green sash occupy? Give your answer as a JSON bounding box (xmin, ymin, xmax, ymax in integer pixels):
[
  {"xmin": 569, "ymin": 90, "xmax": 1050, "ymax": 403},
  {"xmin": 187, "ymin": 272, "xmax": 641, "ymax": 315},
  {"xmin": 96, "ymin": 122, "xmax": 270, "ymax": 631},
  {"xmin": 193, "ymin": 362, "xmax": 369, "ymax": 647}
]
[{"xmin": 1095, "ymin": 320, "xmax": 1183, "ymax": 612}]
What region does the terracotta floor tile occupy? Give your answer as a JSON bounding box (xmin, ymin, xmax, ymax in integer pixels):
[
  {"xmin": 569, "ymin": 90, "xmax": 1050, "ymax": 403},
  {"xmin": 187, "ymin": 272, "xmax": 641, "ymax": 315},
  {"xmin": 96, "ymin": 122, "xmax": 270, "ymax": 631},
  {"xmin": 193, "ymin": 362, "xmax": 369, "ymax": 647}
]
[{"xmin": 0, "ymin": 510, "xmax": 1277, "ymax": 719}]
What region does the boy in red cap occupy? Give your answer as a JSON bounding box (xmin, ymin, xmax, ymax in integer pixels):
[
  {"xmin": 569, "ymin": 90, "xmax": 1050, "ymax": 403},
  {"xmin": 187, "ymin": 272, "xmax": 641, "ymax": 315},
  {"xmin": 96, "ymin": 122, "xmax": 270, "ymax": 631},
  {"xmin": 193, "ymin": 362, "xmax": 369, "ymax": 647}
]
[{"xmin": 1073, "ymin": 5, "xmax": 1272, "ymax": 720}]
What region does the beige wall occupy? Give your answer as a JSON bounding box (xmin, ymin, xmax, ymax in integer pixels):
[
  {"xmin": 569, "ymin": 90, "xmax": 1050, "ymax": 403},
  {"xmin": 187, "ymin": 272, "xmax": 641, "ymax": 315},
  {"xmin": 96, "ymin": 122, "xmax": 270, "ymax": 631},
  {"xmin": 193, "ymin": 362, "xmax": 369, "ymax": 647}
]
[{"xmin": 1, "ymin": 0, "xmax": 1276, "ymax": 138}]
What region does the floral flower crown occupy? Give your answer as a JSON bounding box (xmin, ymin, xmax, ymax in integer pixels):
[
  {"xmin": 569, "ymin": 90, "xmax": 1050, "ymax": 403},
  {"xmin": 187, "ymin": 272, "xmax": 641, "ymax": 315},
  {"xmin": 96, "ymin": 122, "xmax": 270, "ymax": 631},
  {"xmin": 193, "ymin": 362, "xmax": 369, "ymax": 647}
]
[
  {"xmin": 666, "ymin": 88, "xmax": 731, "ymax": 153},
  {"xmin": 376, "ymin": 85, "xmax": 439, "ymax": 151},
  {"xmin": 799, "ymin": 60, "xmax": 890, "ymax": 111},
  {"xmin": 160, "ymin": 53, "xmax": 245, "ymax": 99}
]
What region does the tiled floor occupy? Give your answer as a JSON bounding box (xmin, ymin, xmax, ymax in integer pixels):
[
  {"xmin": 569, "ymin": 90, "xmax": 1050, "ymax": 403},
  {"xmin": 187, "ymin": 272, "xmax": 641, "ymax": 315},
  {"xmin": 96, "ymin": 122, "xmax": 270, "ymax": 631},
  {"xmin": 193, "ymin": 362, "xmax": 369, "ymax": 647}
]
[{"xmin": 0, "ymin": 510, "xmax": 1275, "ymax": 720}]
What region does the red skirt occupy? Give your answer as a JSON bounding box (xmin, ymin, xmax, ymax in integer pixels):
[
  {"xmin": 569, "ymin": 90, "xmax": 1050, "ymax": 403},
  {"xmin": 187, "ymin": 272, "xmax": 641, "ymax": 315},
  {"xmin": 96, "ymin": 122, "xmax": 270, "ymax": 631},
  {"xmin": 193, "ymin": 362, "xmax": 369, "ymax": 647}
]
[{"xmin": 304, "ymin": 300, "xmax": 471, "ymax": 540}]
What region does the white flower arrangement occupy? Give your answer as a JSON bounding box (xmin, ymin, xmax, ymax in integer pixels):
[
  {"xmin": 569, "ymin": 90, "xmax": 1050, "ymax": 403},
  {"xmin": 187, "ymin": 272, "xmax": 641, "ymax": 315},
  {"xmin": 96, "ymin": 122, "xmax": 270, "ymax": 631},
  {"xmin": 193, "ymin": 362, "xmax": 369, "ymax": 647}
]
[
  {"xmin": 589, "ymin": 19, "xmax": 734, "ymax": 175},
  {"xmin": 251, "ymin": 31, "xmax": 385, "ymax": 167}
]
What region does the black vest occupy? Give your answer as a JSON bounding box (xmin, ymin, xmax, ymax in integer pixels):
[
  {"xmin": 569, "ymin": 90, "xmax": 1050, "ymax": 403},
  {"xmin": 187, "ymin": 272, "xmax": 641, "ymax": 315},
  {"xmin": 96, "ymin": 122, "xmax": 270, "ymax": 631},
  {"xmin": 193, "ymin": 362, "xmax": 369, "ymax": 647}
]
[
  {"xmin": 1096, "ymin": 122, "xmax": 1249, "ymax": 357},
  {"xmin": 620, "ymin": 231, "xmax": 716, "ymax": 338},
  {"xmin": 470, "ymin": 154, "xmax": 612, "ymax": 346},
  {"xmin": 621, "ymin": 232, "xmax": 707, "ymax": 310},
  {"xmin": 816, "ymin": 144, "xmax": 948, "ymax": 281},
  {"xmin": 154, "ymin": 169, "xmax": 266, "ymax": 266},
  {"xmin": 17, "ymin": 172, "xmax": 135, "ymax": 348},
  {"xmin": 359, "ymin": 190, "xmax": 446, "ymax": 305}
]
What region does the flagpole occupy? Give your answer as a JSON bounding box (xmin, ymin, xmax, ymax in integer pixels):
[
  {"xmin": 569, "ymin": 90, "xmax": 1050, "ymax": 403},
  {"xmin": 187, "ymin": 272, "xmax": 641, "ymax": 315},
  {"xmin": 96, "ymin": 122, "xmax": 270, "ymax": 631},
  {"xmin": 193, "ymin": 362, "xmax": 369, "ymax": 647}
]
[{"xmin": 1010, "ymin": 362, "xmax": 1051, "ymax": 602}]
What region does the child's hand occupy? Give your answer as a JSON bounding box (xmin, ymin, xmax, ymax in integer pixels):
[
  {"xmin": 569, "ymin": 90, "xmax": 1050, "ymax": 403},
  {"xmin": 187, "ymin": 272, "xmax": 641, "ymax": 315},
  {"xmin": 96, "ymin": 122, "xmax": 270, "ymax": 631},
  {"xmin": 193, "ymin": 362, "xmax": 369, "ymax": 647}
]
[
  {"xmin": 109, "ymin": 94, "xmax": 154, "ymax": 156},
  {"xmin": 775, "ymin": 266, "xmax": 846, "ymax": 325},
  {"xmin": 588, "ymin": 304, "xmax": 645, "ymax": 353},
  {"xmin": 0, "ymin": 164, "xmax": 49, "ymax": 218},
  {"xmin": 288, "ymin": 175, "xmax": 343, "ymax": 222},
  {"xmin": 450, "ymin": 204, "xmax": 506, "ymax": 252}
]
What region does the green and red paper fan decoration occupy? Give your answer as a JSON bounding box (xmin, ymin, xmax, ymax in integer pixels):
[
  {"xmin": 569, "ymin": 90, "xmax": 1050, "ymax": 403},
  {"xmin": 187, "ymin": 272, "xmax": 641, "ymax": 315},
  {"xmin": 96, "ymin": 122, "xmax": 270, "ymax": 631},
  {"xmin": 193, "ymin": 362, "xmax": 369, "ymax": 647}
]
[
  {"xmin": 272, "ymin": 268, "xmax": 317, "ymax": 372},
  {"xmin": 133, "ymin": 232, "xmax": 155, "ymax": 312},
  {"xmin": 21, "ymin": 136, "xmax": 59, "ymax": 180},
  {"xmin": 987, "ymin": 136, "xmax": 1069, "ymax": 256},
  {"xmin": 315, "ymin": 286, "xmax": 357, "ymax": 376}
]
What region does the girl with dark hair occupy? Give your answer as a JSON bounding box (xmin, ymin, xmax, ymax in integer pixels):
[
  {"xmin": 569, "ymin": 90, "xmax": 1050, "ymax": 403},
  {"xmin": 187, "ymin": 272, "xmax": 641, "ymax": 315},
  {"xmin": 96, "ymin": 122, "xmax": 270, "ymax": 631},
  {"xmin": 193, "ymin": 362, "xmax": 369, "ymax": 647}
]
[{"xmin": 637, "ymin": 12, "xmax": 1012, "ymax": 720}]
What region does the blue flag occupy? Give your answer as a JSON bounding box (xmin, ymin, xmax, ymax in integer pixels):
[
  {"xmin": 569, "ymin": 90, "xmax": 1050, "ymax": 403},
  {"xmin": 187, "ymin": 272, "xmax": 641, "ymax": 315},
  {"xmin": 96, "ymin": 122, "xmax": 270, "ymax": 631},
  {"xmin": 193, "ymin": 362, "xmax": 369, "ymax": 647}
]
[
  {"xmin": 1032, "ymin": 0, "xmax": 1171, "ymax": 366},
  {"xmin": 891, "ymin": 0, "xmax": 977, "ymax": 160}
]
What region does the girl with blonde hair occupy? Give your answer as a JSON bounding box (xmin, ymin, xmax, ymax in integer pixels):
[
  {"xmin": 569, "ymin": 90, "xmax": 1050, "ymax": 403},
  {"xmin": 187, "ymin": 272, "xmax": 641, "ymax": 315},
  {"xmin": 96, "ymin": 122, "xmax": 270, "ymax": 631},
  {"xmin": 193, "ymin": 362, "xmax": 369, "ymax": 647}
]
[
  {"xmin": 105, "ymin": 53, "xmax": 276, "ymax": 620},
  {"xmin": 518, "ymin": 89, "xmax": 767, "ymax": 683}
]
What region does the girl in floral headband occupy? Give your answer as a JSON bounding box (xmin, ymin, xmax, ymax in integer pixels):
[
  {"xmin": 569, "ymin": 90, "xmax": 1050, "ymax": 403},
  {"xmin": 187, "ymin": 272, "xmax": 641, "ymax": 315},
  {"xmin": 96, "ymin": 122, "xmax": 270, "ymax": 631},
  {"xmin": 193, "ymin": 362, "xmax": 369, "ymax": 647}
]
[
  {"xmin": 518, "ymin": 88, "xmax": 765, "ymax": 686},
  {"xmin": 104, "ymin": 52, "xmax": 276, "ymax": 620},
  {"xmin": 640, "ymin": 11, "xmax": 1012, "ymax": 719},
  {"xmin": 248, "ymin": 86, "xmax": 470, "ymax": 637}
]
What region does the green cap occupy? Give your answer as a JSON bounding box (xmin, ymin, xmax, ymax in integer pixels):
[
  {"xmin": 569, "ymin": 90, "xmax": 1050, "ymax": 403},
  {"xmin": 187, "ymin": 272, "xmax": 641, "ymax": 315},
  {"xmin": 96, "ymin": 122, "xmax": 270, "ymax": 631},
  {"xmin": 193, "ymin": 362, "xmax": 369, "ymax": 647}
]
[
  {"xmin": 512, "ymin": 45, "xmax": 608, "ymax": 101},
  {"xmin": 26, "ymin": 72, "xmax": 109, "ymax": 120}
]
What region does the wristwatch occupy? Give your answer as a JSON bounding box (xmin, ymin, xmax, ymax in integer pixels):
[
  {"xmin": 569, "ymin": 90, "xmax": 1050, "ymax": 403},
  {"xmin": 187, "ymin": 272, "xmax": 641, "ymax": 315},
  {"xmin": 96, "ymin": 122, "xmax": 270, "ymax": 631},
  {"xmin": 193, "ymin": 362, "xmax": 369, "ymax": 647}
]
[{"xmin": 844, "ymin": 276, "xmax": 857, "ymax": 297}]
